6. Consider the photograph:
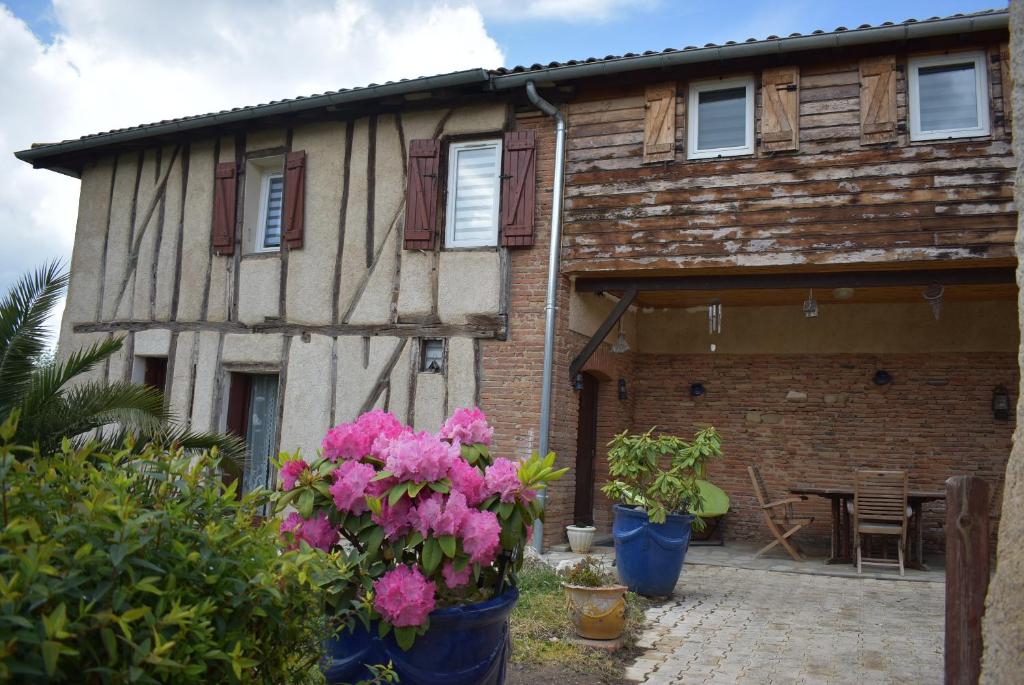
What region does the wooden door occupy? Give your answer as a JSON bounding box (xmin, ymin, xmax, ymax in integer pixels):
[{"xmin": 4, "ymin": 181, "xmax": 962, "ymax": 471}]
[{"xmin": 574, "ymin": 373, "xmax": 599, "ymax": 526}]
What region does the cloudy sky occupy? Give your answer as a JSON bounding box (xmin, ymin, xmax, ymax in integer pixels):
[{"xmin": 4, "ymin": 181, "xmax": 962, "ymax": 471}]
[{"xmin": 0, "ymin": 0, "xmax": 1004, "ymax": 331}]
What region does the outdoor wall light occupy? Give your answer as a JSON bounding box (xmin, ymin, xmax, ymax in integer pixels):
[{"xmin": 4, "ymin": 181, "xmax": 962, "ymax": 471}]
[
  {"xmin": 993, "ymin": 385, "xmax": 1011, "ymax": 421},
  {"xmin": 690, "ymin": 382, "xmax": 706, "ymax": 397},
  {"xmin": 618, "ymin": 378, "xmax": 628, "ymax": 400},
  {"xmin": 572, "ymin": 374, "xmax": 584, "ymax": 392},
  {"xmin": 872, "ymin": 370, "xmax": 892, "ymax": 386}
]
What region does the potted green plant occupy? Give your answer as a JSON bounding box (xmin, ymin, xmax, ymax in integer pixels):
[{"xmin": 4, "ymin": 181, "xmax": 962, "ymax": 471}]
[
  {"xmin": 602, "ymin": 426, "xmax": 723, "ymax": 596},
  {"xmin": 560, "ymin": 556, "xmax": 628, "ymax": 641},
  {"xmin": 566, "ymin": 523, "xmax": 597, "ymax": 553}
]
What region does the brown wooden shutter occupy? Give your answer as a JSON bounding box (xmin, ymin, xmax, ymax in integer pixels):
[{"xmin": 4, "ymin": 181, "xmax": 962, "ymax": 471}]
[
  {"xmin": 859, "ymin": 56, "xmax": 898, "ymax": 145},
  {"xmin": 761, "ymin": 66, "xmax": 800, "ymax": 152},
  {"xmin": 282, "ymin": 150, "xmax": 306, "ymax": 249},
  {"xmin": 211, "ymin": 161, "xmax": 238, "ymax": 255},
  {"xmin": 643, "ymin": 83, "xmax": 676, "ymax": 163},
  {"xmin": 500, "ymin": 130, "xmax": 537, "ymax": 247},
  {"xmin": 403, "ymin": 139, "xmax": 441, "ymax": 250},
  {"xmin": 1000, "ymin": 43, "xmax": 1012, "ymax": 134}
]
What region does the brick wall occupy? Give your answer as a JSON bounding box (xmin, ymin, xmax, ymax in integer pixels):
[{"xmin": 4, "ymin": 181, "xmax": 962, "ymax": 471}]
[{"xmin": 631, "ymin": 352, "xmax": 1017, "ymax": 550}]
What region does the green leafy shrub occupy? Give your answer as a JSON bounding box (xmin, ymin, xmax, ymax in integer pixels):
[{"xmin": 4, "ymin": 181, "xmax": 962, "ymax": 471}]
[
  {"xmin": 602, "ymin": 426, "xmax": 724, "ymax": 524},
  {"xmin": 0, "ymin": 415, "xmax": 368, "ymax": 684}
]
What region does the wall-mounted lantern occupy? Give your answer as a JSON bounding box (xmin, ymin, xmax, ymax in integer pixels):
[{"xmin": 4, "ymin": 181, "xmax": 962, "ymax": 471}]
[
  {"xmin": 872, "ymin": 370, "xmax": 892, "ymax": 386},
  {"xmin": 618, "ymin": 378, "xmax": 628, "ymax": 401},
  {"xmin": 993, "ymin": 385, "xmax": 1011, "ymax": 421},
  {"xmin": 690, "ymin": 382, "xmax": 706, "ymax": 397},
  {"xmin": 572, "ymin": 374, "xmax": 584, "ymax": 392}
]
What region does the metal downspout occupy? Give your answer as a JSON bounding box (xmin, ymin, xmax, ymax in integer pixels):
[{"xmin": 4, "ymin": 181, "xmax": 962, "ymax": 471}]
[{"xmin": 526, "ymin": 80, "xmax": 566, "ymax": 553}]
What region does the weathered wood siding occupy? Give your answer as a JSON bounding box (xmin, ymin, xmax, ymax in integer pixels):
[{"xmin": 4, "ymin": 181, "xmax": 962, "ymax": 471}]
[{"xmin": 563, "ymin": 42, "xmax": 1015, "ymax": 273}]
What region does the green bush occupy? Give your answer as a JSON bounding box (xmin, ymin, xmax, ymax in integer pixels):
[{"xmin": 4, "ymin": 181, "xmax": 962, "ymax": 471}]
[{"xmin": 0, "ymin": 415, "xmax": 367, "ymax": 684}]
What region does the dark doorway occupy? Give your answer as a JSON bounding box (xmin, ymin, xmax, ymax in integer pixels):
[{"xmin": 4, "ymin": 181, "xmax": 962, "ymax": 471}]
[
  {"xmin": 574, "ymin": 373, "xmax": 599, "ymax": 526},
  {"xmin": 225, "ymin": 372, "xmax": 279, "ymax": 495}
]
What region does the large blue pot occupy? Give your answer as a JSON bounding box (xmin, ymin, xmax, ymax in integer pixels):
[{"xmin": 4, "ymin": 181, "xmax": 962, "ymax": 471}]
[
  {"xmin": 322, "ymin": 587, "xmax": 518, "ymax": 685},
  {"xmin": 613, "ymin": 504, "xmax": 693, "ymax": 596}
]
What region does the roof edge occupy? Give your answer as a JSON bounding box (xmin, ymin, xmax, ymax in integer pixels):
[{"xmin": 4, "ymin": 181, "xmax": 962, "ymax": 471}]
[
  {"xmin": 15, "ymin": 68, "xmax": 491, "ymax": 170},
  {"xmin": 491, "ymin": 11, "xmax": 1009, "ymax": 88}
]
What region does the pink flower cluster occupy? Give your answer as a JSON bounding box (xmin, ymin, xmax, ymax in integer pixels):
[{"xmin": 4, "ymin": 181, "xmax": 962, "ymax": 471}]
[
  {"xmin": 374, "ymin": 565, "xmax": 436, "ymax": 627},
  {"xmin": 322, "ymin": 410, "xmax": 406, "ymax": 462},
  {"xmin": 330, "ymin": 460, "xmax": 377, "ymax": 515},
  {"xmin": 484, "ymin": 458, "xmax": 524, "ymax": 503},
  {"xmin": 280, "ymin": 459, "xmax": 309, "ymax": 491},
  {"xmin": 381, "ymin": 431, "xmax": 460, "ymax": 484},
  {"xmin": 439, "ymin": 407, "xmax": 494, "ymax": 446},
  {"xmin": 280, "ymin": 512, "xmax": 339, "ymax": 551}
]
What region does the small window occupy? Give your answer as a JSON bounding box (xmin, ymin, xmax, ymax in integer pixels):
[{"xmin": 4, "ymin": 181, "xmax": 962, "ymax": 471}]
[
  {"xmin": 256, "ymin": 171, "xmax": 284, "ymax": 251},
  {"xmin": 420, "ymin": 339, "xmax": 444, "ymax": 373},
  {"xmin": 445, "ymin": 140, "xmax": 501, "ymax": 248},
  {"xmin": 226, "ymin": 373, "xmax": 279, "ymax": 495},
  {"xmin": 130, "ymin": 355, "xmax": 167, "ymax": 393},
  {"xmin": 687, "ymin": 76, "xmax": 755, "ymax": 159},
  {"xmin": 908, "ymin": 52, "xmax": 990, "ymax": 141}
]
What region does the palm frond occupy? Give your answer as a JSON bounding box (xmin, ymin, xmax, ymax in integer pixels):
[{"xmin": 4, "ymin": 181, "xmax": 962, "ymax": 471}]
[
  {"xmin": 16, "ymin": 380, "xmax": 167, "ymax": 454},
  {"xmin": 17, "ymin": 337, "xmax": 125, "ymax": 419},
  {"xmin": 0, "ymin": 261, "xmax": 68, "ymax": 414}
]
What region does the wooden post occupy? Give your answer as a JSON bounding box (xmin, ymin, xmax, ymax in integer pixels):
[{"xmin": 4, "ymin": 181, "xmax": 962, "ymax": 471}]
[{"xmin": 944, "ymin": 475, "xmax": 991, "ymax": 685}]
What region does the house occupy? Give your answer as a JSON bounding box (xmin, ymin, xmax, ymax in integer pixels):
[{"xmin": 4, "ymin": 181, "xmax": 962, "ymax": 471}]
[{"xmin": 16, "ymin": 10, "xmax": 1016, "ymax": 555}]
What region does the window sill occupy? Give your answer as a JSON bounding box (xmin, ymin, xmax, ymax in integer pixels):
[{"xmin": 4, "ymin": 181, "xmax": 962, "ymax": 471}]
[{"xmin": 241, "ymin": 251, "xmax": 282, "ymax": 260}]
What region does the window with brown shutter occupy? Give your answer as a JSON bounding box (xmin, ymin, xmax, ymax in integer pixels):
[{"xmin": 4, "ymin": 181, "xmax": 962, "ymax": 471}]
[
  {"xmin": 643, "ymin": 83, "xmax": 676, "ymax": 163},
  {"xmin": 500, "ymin": 130, "xmax": 536, "ymax": 247},
  {"xmin": 282, "ymin": 150, "xmax": 306, "ymax": 249},
  {"xmin": 859, "ymin": 56, "xmax": 898, "ymax": 145},
  {"xmin": 212, "ymin": 161, "xmax": 238, "ymax": 255},
  {"xmin": 404, "ymin": 139, "xmax": 441, "ymax": 250},
  {"xmin": 761, "ymin": 66, "xmax": 800, "ymax": 152}
]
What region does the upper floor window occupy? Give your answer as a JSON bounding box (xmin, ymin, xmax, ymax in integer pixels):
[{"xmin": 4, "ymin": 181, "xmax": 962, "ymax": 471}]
[
  {"xmin": 445, "ymin": 139, "xmax": 501, "ymax": 248},
  {"xmin": 687, "ymin": 76, "xmax": 755, "ymax": 159},
  {"xmin": 908, "ymin": 52, "xmax": 990, "ymax": 141},
  {"xmin": 257, "ymin": 171, "xmax": 285, "ymax": 251}
]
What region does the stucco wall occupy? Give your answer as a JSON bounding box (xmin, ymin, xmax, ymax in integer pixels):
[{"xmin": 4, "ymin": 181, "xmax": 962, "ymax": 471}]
[
  {"xmin": 982, "ymin": 1, "xmax": 1024, "ymax": 680},
  {"xmin": 58, "ymin": 100, "xmax": 514, "ymax": 470}
]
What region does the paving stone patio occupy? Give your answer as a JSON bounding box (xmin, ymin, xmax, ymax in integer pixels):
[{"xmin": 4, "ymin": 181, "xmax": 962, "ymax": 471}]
[
  {"xmin": 624, "ymin": 564, "xmax": 943, "ymax": 684},
  {"xmin": 542, "ymin": 543, "xmax": 944, "ymax": 684}
]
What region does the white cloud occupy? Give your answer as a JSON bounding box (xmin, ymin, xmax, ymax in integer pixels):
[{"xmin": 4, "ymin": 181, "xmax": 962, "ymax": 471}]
[
  {"xmin": 0, "ymin": 0, "xmax": 504, "ymax": 338},
  {"xmin": 475, "ymin": 0, "xmax": 657, "ymax": 23}
]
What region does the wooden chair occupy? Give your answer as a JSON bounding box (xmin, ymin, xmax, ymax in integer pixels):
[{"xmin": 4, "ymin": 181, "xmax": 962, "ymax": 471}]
[
  {"xmin": 853, "ymin": 469, "xmax": 908, "ymax": 576},
  {"xmin": 748, "ymin": 465, "xmax": 814, "ymax": 561}
]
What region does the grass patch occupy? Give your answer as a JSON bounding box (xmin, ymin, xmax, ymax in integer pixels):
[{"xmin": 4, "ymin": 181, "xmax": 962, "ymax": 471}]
[{"xmin": 509, "ymin": 559, "xmax": 651, "ymax": 681}]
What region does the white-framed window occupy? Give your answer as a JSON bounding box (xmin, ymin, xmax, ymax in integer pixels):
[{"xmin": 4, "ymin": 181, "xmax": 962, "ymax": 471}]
[
  {"xmin": 445, "ymin": 139, "xmax": 501, "ymax": 248},
  {"xmin": 256, "ymin": 171, "xmax": 284, "ymax": 252},
  {"xmin": 420, "ymin": 339, "xmax": 444, "ymax": 373},
  {"xmin": 908, "ymin": 51, "xmax": 990, "ymax": 141},
  {"xmin": 687, "ymin": 76, "xmax": 755, "ymax": 159}
]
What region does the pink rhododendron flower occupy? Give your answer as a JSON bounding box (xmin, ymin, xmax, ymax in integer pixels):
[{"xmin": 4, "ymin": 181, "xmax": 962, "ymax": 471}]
[
  {"xmin": 373, "ymin": 498, "xmax": 414, "ymax": 539},
  {"xmin": 330, "ymin": 460, "xmax": 377, "ymax": 514},
  {"xmin": 412, "ymin": 493, "xmax": 443, "ymax": 537},
  {"xmin": 414, "ymin": 491, "xmax": 470, "ymax": 538},
  {"xmin": 280, "ymin": 512, "xmax": 338, "ymax": 551},
  {"xmin": 447, "ymin": 458, "xmax": 486, "ymax": 506},
  {"xmin": 442, "ymin": 561, "xmax": 472, "ymax": 589},
  {"xmin": 382, "ymin": 431, "xmax": 459, "ymax": 483},
  {"xmin": 322, "ymin": 410, "xmax": 406, "ymax": 462},
  {"xmin": 373, "ymin": 565, "xmax": 436, "ymax": 628},
  {"xmin": 460, "ymin": 510, "xmax": 502, "ymax": 565},
  {"xmin": 484, "ymin": 458, "xmax": 523, "ymax": 502},
  {"xmin": 439, "ymin": 407, "xmax": 494, "ymax": 446},
  {"xmin": 279, "ymin": 459, "xmax": 309, "ymax": 491}
]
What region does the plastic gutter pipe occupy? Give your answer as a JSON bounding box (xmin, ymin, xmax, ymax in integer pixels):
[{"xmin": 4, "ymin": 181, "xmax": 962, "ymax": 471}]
[{"xmin": 525, "ymin": 80, "xmax": 566, "ymax": 554}]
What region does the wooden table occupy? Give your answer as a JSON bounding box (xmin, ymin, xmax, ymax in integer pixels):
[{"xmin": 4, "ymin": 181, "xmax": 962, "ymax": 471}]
[{"xmin": 790, "ymin": 486, "xmax": 945, "ymax": 570}]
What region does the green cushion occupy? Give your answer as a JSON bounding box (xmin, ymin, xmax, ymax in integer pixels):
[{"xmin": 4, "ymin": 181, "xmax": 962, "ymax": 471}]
[{"xmin": 692, "ymin": 480, "xmax": 730, "ymax": 517}]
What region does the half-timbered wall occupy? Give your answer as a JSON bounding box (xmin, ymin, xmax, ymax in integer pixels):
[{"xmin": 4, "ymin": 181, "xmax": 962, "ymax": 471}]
[
  {"xmin": 563, "ymin": 38, "xmax": 1016, "ymax": 273},
  {"xmin": 59, "ymin": 102, "xmax": 519, "ymax": 461}
]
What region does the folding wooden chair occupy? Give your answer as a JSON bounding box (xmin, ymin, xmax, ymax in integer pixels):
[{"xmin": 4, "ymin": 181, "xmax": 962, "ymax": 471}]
[
  {"xmin": 748, "ymin": 465, "xmax": 814, "ymax": 561},
  {"xmin": 853, "ymin": 469, "xmax": 908, "ymax": 576}
]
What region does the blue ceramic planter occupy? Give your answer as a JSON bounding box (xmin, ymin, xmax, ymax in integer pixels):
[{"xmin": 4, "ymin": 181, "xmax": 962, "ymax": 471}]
[
  {"xmin": 322, "ymin": 587, "xmax": 518, "ymax": 685},
  {"xmin": 613, "ymin": 504, "xmax": 693, "ymax": 596}
]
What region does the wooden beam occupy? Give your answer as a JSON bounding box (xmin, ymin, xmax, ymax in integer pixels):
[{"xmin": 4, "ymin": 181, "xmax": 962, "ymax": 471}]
[
  {"xmin": 945, "ymin": 475, "xmax": 991, "ymax": 685},
  {"xmin": 569, "ymin": 287, "xmax": 636, "ymax": 381},
  {"xmin": 73, "ymin": 318, "xmax": 505, "ymax": 339},
  {"xmin": 574, "ymin": 267, "xmax": 1016, "ymax": 294}
]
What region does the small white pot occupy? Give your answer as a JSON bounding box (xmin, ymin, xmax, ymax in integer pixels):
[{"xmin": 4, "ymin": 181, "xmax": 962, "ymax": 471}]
[{"xmin": 566, "ymin": 525, "xmax": 597, "ymax": 554}]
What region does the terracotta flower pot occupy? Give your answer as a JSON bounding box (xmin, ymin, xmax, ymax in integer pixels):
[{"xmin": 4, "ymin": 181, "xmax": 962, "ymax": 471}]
[
  {"xmin": 566, "ymin": 524, "xmax": 597, "ymax": 553},
  {"xmin": 562, "ymin": 583, "xmax": 627, "ymax": 641}
]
